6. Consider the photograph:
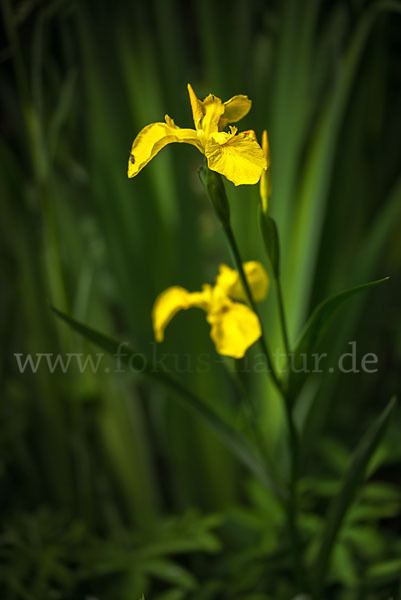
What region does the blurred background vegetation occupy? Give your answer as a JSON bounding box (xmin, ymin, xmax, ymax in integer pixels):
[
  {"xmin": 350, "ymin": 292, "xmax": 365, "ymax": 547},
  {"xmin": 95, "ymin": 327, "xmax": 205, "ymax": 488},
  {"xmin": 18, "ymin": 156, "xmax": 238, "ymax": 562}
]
[{"xmin": 1, "ymin": 0, "xmax": 401, "ymax": 598}]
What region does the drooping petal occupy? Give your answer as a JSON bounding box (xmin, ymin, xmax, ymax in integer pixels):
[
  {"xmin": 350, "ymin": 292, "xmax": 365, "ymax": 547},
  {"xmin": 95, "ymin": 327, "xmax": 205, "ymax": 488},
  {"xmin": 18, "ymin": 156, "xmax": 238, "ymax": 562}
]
[
  {"xmin": 152, "ymin": 286, "xmax": 210, "ymax": 342},
  {"xmin": 219, "ymin": 95, "xmax": 252, "ymax": 130},
  {"xmin": 230, "ymin": 261, "xmax": 269, "ymax": 302},
  {"xmin": 215, "ymin": 262, "xmax": 269, "ymax": 303},
  {"xmin": 205, "ymin": 130, "xmax": 267, "ymax": 186},
  {"xmin": 152, "ymin": 287, "xmax": 190, "ymax": 342},
  {"xmin": 207, "ymin": 301, "xmax": 261, "ymax": 358},
  {"xmin": 128, "ymin": 117, "xmax": 201, "ymax": 178}
]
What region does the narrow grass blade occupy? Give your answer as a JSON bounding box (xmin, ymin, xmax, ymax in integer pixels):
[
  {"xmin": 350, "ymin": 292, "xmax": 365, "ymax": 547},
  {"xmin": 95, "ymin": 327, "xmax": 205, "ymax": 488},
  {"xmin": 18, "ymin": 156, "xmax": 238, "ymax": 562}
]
[
  {"xmin": 312, "ymin": 397, "xmax": 397, "ymax": 598},
  {"xmin": 284, "ymin": 3, "xmax": 400, "ymax": 338}
]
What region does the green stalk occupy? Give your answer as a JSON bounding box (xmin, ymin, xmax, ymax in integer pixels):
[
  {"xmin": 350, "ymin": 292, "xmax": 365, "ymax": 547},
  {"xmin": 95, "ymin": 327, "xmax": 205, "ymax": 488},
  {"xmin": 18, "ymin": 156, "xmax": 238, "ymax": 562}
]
[
  {"xmin": 231, "ymin": 359, "xmax": 286, "ymax": 502},
  {"xmin": 223, "ymin": 224, "xmax": 283, "ymax": 393},
  {"xmin": 274, "ymin": 277, "xmax": 291, "ymax": 362},
  {"xmin": 258, "ymin": 199, "xmax": 307, "ymax": 589},
  {"xmin": 283, "ymin": 396, "xmax": 305, "ymax": 590},
  {"xmin": 200, "ymin": 166, "xmax": 307, "ymax": 590},
  {"xmin": 259, "ymin": 206, "xmax": 291, "ymax": 370},
  {"xmin": 198, "ymin": 167, "xmax": 283, "ymax": 394},
  {"xmin": 228, "ymin": 221, "xmax": 306, "ymax": 589},
  {"xmin": 228, "ymin": 207, "xmax": 307, "ymax": 591}
]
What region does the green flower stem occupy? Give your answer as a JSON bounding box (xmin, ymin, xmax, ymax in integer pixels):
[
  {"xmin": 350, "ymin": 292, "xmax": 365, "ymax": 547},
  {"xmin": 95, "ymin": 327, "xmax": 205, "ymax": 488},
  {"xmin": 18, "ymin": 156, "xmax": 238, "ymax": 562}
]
[
  {"xmin": 259, "ymin": 210, "xmax": 306, "ymax": 589},
  {"xmin": 198, "ymin": 166, "xmax": 283, "ymax": 393},
  {"xmin": 200, "ymin": 167, "xmax": 305, "ymax": 590},
  {"xmin": 231, "ymin": 235, "xmax": 305, "ymax": 590},
  {"xmin": 226, "ymin": 216, "xmax": 306, "ymax": 591},
  {"xmin": 258, "ymin": 204, "xmax": 307, "ymax": 589},
  {"xmin": 274, "ymin": 276, "xmax": 291, "ymax": 366},
  {"xmin": 223, "ymin": 223, "xmax": 283, "ymax": 394},
  {"xmin": 283, "ymin": 396, "xmax": 305, "ymax": 591},
  {"xmin": 266, "ymin": 247, "xmax": 303, "ymax": 587},
  {"xmin": 232, "ymin": 359, "xmax": 286, "ymax": 502},
  {"xmin": 258, "ymin": 206, "xmax": 291, "ymax": 371}
]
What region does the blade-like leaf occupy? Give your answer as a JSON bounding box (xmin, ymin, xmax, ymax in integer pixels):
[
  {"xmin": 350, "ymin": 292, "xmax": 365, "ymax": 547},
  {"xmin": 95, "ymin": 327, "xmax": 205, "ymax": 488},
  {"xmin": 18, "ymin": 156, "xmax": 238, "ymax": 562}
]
[
  {"xmin": 312, "ymin": 397, "xmax": 397, "ymax": 598},
  {"xmin": 367, "ymin": 557, "xmax": 401, "ymax": 585},
  {"xmin": 289, "ymin": 277, "xmax": 389, "ymax": 396},
  {"xmin": 141, "ymin": 558, "xmax": 197, "ymax": 589},
  {"xmin": 284, "ymin": 2, "xmax": 401, "ymax": 337},
  {"xmin": 51, "ymin": 307, "xmax": 271, "ymax": 487}
]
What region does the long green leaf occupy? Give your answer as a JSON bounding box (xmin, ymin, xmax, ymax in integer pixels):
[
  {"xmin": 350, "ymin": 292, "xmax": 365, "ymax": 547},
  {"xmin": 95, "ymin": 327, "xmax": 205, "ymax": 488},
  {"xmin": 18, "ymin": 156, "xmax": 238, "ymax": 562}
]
[
  {"xmin": 284, "ymin": 2, "xmax": 401, "ymax": 338},
  {"xmin": 51, "ymin": 307, "xmax": 271, "ymax": 487},
  {"xmin": 312, "ymin": 396, "xmax": 397, "ymax": 598},
  {"xmin": 289, "ymin": 277, "xmax": 388, "ymax": 396}
]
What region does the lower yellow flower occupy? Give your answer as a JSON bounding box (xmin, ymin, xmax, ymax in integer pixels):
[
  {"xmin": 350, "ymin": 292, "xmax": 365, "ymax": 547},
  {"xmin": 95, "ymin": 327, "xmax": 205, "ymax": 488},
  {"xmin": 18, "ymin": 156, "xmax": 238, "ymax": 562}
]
[{"xmin": 152, "ymin": 262, "xmax": 269, "ymax": 359}]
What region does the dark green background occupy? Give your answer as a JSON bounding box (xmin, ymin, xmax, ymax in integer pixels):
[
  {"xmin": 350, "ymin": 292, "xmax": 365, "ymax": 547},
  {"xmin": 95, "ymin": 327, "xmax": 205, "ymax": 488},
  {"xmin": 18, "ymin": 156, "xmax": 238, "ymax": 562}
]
[{"xmin": 1, "ymin": 0, "xmax": 401, "ymax": 598}]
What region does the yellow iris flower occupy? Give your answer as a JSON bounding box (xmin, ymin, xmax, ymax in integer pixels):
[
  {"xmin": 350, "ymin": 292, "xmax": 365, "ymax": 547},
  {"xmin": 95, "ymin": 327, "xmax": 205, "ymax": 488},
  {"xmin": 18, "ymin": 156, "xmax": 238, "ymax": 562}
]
[
  {"xmin": 128, "ymin": 84, "xmax": 267, "ymax": 186},
  {"xmin": 152, "ymin": 262, "xmax": 269, "ymax": 358}
]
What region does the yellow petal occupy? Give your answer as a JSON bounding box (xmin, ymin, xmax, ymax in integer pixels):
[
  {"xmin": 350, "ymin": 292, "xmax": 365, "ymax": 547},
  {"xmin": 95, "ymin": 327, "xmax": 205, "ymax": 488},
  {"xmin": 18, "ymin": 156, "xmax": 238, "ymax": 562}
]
[
  {"xmin": 230, "ymin": 261, "xmax": 269, "ymax": 302},
  {"xmin": 187, "ymin": 83, "xmax": 204, "ymax": 130},
  {"xmin": 152, "ymin": 286, "xmax": 210, "ymax": 342},
  {"xmin": 200, "ymin": 94, "xmax": 225, "ymax": 136},
  {"xmin": 205, "ymin": 130, "xmax": 267, "ymax": 186},
  {"xmin": 215, "ymin": 262, "xmax": 269, "ymax": 302},
  {"xmin": 207, "ymin": 300, "xmax": 261, "ymax": 358},
  {"xmin": 261, "ymin": 129, "xmax": 271, "ymax": 169},
  {"xmin": 219, "ymin": 94, "xmax": 252, "ymax": 130},
  {"xmin": 187, "ymin": 84, "xmax": 224, "ymax": 134},
  {"xmin": 128, "ymin": 118, "xmax": 201, "ymax": 178},
  {"xmin": 187, "ymin": 85, "xmax": 251, "ymax": 133},
  {"xmin": 259, "ymin": 130, "xmax": 271, "ymax": 213},
  {"xmin": 215, "ymin": 264, "xmax": 238, "ymax": 295}
]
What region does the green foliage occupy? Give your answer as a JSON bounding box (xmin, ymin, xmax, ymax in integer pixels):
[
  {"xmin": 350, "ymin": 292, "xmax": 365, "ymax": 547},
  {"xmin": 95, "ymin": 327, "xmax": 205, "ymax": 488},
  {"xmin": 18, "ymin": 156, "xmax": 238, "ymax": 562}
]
[
  {"xmin": 0, "ymin": 509, "xmax": 221, "ymax": 600},
  {"xmin": 1, "ymin": 0, "xmax": 401, "ymax": 599},
  {"xmin": 312, "ymin": 397, "xmax": 396, "ymax": 597}
]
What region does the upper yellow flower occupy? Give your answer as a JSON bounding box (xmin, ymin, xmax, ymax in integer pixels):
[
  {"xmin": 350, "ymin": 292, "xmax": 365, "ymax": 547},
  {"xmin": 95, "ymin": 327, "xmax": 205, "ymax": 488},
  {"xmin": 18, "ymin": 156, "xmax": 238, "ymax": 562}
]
[
  {"xmin": 128, "ymin": 84, "xmax": 267, "ymax": 186},
  {"xmin": 152, "ymin": 261, "xmax": 269, "ymax": 359}
]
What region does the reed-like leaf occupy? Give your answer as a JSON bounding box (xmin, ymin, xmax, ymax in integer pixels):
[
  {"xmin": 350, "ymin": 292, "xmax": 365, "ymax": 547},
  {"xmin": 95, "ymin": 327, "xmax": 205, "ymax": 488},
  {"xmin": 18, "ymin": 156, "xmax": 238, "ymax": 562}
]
[{"xmin": 312, "ymin": 397, "xmax": 396, "ymax": 598}]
